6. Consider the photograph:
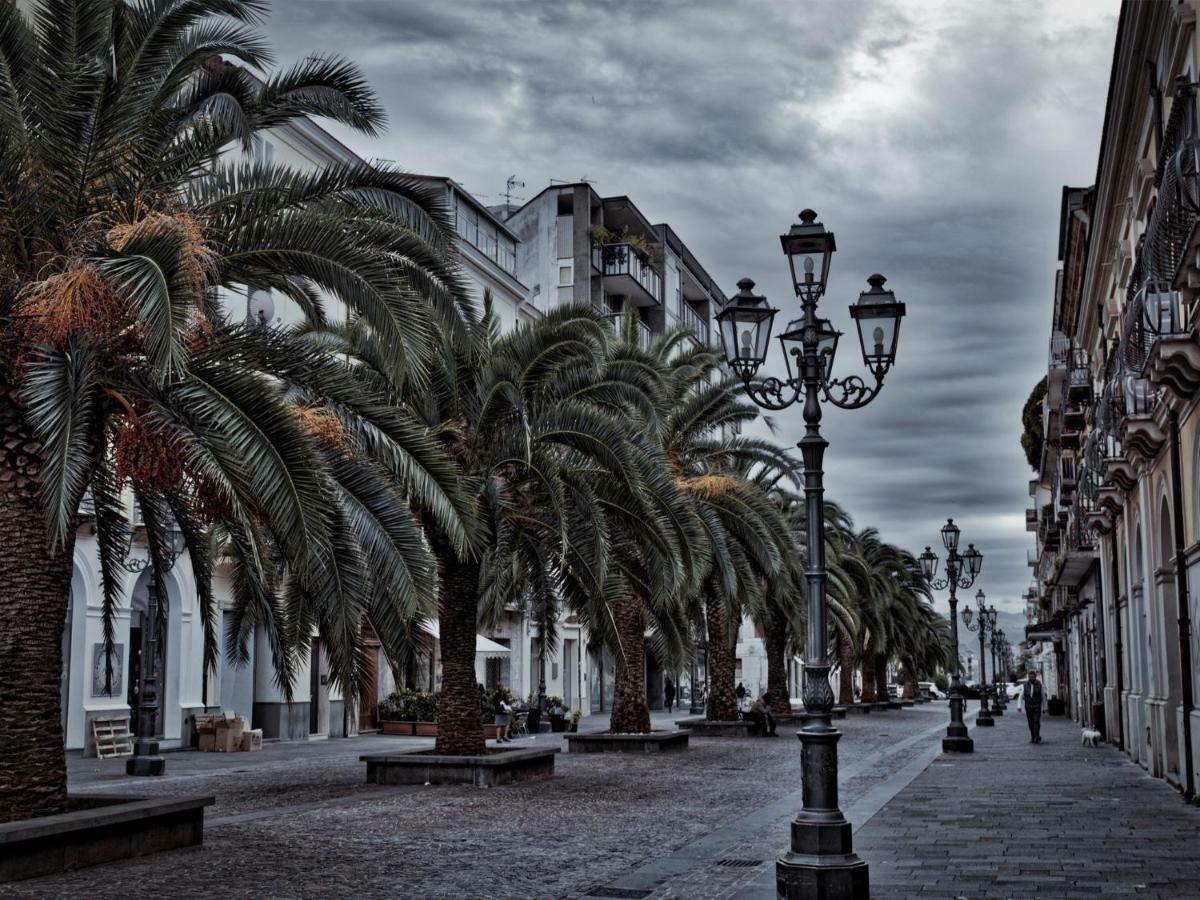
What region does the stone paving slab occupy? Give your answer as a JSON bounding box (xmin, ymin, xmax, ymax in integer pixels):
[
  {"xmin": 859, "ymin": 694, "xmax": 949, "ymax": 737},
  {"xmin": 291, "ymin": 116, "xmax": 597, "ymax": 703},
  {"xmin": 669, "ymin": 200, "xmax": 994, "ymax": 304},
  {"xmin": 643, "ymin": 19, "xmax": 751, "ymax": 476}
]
[
  {"xmin": 852, "ymin": 712, "xmax": 1200, "ymax": 899},
  {"xmin": 0, "ymin": 705, "xmax": 948, "ymax": 898}
]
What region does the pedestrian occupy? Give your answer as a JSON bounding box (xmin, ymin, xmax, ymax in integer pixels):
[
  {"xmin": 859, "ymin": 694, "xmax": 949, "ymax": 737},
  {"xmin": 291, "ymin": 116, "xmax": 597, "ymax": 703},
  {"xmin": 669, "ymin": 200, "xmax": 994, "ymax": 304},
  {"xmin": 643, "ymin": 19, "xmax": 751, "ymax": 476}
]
[
  {"xmin": 1018, "ymin": 670, "xmax": 1044, "ymax": 743},
  {"xmin": 664, "ymin": 677, "xmax": 676, "ymax": 712},
  {"xmin": 745, "ymin": 690, "xmax": 778, "ymax": 736},
  {"xmin": 735, "ymin": 682, "xmax": 747, "ymax": 709},
  {"xmin": 492, "ymin": 681, "xmax": 512, "ymax": 743}
]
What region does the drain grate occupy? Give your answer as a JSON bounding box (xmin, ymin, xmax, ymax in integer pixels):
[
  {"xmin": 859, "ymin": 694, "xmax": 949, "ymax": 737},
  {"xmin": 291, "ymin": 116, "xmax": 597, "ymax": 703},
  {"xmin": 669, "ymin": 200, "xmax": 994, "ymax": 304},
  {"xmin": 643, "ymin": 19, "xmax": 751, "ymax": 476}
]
[{"xmin": 717, "ymin": 858, "xmax": 763, "ymax": 868}]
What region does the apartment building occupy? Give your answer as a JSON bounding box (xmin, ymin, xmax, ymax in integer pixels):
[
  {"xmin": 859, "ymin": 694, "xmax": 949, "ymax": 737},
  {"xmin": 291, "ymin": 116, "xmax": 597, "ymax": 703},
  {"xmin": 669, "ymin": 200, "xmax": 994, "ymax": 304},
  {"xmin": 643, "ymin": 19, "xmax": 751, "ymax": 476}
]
[
  {"xmin": 500, "ymin": 183, "xmax": 724, "ymax": 350},
  {"xmin": 1025, "ymin": 0, "xmax": 1200, "ymax": 796}
]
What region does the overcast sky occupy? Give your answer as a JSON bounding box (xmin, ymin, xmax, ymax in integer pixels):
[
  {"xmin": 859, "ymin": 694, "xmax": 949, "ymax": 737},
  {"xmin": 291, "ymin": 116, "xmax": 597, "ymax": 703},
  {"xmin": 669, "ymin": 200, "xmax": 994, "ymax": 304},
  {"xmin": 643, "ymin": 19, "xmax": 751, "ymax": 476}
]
[{"xmin": 263, "ymin": 0, "xmax": 1118, "ymax": 625}]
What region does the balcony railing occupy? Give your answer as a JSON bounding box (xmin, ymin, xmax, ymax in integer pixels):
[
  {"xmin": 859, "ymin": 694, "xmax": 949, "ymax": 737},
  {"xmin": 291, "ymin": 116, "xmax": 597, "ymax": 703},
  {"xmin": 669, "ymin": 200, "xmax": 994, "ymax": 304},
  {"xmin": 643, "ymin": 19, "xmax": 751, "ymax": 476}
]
[
  {"xmin": 592, "ymin": 243, "xmax": 662, "ymax": 302},
  {"xmin": 1049, "ymin": 330, "xmax": 1070, "ymax": 368},
  {"xmin": 679, "ymin": 303, "xmax": 709, "ymax": 344},
  {"xmin": 610, "ymin": 312, "xmax": 653, "ymax": 350}
]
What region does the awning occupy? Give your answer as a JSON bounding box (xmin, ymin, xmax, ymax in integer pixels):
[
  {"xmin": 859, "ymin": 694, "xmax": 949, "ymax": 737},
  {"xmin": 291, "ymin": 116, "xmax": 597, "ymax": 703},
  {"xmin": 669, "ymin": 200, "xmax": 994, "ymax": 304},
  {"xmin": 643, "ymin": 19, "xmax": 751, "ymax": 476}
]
[{"xmin": 420, "ymin": 620, "xmax": 511, "ymax": 659}]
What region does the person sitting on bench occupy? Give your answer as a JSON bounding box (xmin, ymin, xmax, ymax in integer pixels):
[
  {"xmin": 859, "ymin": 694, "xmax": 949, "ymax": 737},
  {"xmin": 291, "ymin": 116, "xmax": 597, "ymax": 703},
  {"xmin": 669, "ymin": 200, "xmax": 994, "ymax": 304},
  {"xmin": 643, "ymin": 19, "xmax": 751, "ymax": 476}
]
[{"xmin": 744, "ymin": 691, "xmax": 779, "ymax": 737}]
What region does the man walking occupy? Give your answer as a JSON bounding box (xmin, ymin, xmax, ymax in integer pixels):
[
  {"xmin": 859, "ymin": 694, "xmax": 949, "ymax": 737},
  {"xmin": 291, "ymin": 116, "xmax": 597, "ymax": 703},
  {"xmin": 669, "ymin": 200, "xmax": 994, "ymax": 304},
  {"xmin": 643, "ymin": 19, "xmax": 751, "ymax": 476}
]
[
  {"xmin": 1018, "ymin": 670, "xmax": 1044, "ymax": 743},
  {"xmin": 664, "ymin": 677, "xmax": 676, "ymax": 712}
]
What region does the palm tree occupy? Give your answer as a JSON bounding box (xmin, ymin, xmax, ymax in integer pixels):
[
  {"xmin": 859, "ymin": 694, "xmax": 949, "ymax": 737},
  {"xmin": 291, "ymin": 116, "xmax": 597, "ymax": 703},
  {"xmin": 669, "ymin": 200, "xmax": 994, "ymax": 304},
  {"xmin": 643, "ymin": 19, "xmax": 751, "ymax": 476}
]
[
  {"xmin": 0, "ymin": 1, "xmax": 473, "ymax": 822},
  {"xmin": 400, "ymin": 303, "xmax": 676, "ymax": 754},
  {"xmin": 601, "ymin": 325, "xmax": 793, "ymax": 725}
]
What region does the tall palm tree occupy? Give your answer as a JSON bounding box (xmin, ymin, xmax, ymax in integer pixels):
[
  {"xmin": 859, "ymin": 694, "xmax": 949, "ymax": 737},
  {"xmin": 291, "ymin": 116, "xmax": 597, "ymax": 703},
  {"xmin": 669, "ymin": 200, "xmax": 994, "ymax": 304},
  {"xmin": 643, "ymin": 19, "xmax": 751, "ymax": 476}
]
[
  {"xmin": 602, "ymin": 325, "xmax": 793, "ymax": 725},
  {"xmin": 401, "ymin": 303, "xmax": 677, "ymax": 754},
  {"xmin": 0, "ymin": 1, "xmax": 472, "ymax": 822}
]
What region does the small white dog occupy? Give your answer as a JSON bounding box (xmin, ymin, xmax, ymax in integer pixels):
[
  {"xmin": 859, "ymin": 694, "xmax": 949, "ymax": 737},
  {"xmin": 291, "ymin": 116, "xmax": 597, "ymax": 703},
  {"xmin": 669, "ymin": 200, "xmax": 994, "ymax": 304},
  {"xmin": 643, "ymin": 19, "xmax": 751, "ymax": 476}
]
[{"xmin": 1081, "ymin": 727, "xmax": 1101, "ymax": 748}]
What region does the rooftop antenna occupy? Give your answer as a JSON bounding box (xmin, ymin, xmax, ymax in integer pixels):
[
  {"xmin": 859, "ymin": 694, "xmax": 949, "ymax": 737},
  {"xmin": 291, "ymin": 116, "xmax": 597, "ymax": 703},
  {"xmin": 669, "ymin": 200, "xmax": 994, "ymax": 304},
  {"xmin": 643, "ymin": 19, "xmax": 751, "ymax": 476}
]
[{"xmin": 503, "ymin": 174, "xmax": 525, "ymax": 206}]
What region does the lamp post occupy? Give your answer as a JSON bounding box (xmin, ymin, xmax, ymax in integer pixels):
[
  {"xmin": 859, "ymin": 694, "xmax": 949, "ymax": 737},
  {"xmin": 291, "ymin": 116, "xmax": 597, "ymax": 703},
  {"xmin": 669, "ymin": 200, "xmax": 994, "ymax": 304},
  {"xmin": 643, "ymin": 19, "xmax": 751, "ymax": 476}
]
[
  {"xmin": 991, "ymin": 628, "xmax": 1008, "ymax": 713},
  {"xmin": 918, "ymin": 521, "xmax": 982, "ymax": 753},
  {"xmin": 120, "ymin": 526, "xmax": 186, "ymax": 777},
  {"xmin": 716, "ymin": 209, "xmax": 906, "ymax": 900},
  {"xmin": 961, "ymin": 590, "xmax": 995, "ymax": 727}
]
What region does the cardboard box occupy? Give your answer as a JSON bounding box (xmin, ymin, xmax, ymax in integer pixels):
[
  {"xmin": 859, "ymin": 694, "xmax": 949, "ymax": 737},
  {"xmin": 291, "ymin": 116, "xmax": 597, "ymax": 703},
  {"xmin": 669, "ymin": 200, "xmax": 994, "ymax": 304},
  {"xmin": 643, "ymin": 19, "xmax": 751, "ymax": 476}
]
[
  {"xmin": 198, "ymin": 731, "xmax": 217, "ymax": 752},
  {"xmin": 239, "ymin": 728, "xmax": 263, "ymax": 752}
]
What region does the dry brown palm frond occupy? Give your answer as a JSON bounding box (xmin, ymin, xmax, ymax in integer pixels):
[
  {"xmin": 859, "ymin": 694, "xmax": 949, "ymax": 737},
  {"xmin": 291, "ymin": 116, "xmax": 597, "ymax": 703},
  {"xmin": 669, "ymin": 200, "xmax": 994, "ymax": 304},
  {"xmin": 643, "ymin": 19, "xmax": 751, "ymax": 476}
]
[
  {"xmin": 675, "ymin": 473, "xmax": 740, "ymax": 499},
  {"xmin": 107, "ymin": 210, "xmax": 217, "ymax": 296},
  {"xmin": 295, "ymin": 404, "xmax": 349, "ymax": 452},
  {"xmin": 14, "ymin": 261, "xmax": 129, "ymax": 347},
  {"xmin": 114, "ymin": 414, "xmax": 184, "ymax": 491}
]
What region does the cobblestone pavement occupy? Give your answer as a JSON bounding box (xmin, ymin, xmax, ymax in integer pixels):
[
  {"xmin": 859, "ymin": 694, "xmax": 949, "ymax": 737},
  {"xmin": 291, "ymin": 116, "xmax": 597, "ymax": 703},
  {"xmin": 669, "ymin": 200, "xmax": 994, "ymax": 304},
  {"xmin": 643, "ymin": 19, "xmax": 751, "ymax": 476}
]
[
  {"xmin": 852, "ymin": 710, "xmax": 1200, "ymax": 899},
  {"xmin": 1, "ymin": 705, "xmax": 951, "ymax": 899}
]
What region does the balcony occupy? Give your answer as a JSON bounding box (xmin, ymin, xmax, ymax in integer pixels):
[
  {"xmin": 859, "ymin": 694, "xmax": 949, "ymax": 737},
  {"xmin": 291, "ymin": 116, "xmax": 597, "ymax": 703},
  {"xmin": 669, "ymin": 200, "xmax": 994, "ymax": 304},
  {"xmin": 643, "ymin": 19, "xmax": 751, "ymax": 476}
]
[
  {"xmin": 592, "ymin": 243, "xmax": 661, "ymax": 306},
  {"xmin": 610, "ymin": 312, "xmax": 653, "ymax": 350},
  {"xmin": 1025, "ymin": 508, "xmax": 1038, "ymax": 532},
  {"xmin": 679, "ymin": 303, "xmax": 710, "ymax": 345},
  {"xmin": 1027, "ymin": 548, "xmax": 1039, "ymax": 567},
  {"xmin": 1066, "ymin": 348, "xmax": 1092, "ymax": 402}
]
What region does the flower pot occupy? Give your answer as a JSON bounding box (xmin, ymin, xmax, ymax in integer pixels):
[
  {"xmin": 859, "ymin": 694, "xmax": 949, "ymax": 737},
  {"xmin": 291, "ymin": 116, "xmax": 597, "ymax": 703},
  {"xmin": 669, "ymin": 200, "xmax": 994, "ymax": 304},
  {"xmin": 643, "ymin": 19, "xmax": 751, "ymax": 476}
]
[
  {"xmin": 414, "ymin": 722, "xmax": 438, "ymax": 737},
  {"xmin": 381, "ymin": 721, "xmax": 415, "ymax": 736},
  {"xmin": 568, "ymin": 722, "xmax": 578, "ymax": 733},
  {"xmin": 550, "ymin": 715, "xmax": 566, "ymax": 733}
]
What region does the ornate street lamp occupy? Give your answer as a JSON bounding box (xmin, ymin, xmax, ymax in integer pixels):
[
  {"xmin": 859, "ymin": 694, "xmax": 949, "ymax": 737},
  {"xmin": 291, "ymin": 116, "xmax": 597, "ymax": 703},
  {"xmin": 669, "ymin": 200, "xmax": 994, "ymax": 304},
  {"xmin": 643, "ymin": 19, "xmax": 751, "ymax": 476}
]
[
  {"xmin": 921, "ymin": 521, "xmax": 983, "ymax": 753},
  {"xmin": 121, "ymin": 527, "xmax": 186, "ymax": 777},
  {"xmin": 716, "ymin": 209, "xmax": 906, "ymax": 900},
  {"xmin": 991, "ymin": 627, "xmax": 1009, "ymax": 713},
  {"xmin": 961, "ymin": 590, "xmax": 995, "ymax": 727}
]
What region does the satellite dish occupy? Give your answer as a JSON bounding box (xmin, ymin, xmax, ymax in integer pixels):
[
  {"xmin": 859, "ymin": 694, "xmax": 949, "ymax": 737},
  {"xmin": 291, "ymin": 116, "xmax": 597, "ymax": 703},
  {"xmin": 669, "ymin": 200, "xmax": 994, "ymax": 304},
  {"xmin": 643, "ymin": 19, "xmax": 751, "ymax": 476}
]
[{"xmin": 247, "ymin": 288, "xmax": 275, "ymax": 326}]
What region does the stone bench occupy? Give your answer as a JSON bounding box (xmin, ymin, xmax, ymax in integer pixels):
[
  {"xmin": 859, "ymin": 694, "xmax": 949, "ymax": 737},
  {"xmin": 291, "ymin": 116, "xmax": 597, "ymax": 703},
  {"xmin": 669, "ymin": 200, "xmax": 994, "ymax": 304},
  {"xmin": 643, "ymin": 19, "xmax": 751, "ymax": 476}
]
[
  {"xmin": 674, "ymin": 717, "xmax": 762, "ymax": 737},
  {"xmin": 362, "ymin": 745, "xmax": 559, "ymax": 787},
  {"xmin": 565, "ymin": 730, "xmax": 690, "ymax": 753},
  {"xmin": 1, "ymin": 794, "xmax": 213, "ymax": 882}
]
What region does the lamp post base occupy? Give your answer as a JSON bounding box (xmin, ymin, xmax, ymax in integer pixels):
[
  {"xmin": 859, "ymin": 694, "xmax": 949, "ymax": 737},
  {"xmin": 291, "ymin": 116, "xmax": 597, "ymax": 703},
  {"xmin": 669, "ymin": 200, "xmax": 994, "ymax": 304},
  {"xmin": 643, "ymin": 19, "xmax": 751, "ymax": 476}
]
[
  {"xmin": 125, "ymin": 739, "xmax": 166, "ymax": 776},
  {"xmin": 976, "ymin": 711, "xmax": 994, "ymax": 726},
  {"xmin": 777, "ymin": 845, "xmax": 869, "ymax": 900},
  {"xmin": 942, "ymin": 734, "xmax": 974, "ymax": 753}
]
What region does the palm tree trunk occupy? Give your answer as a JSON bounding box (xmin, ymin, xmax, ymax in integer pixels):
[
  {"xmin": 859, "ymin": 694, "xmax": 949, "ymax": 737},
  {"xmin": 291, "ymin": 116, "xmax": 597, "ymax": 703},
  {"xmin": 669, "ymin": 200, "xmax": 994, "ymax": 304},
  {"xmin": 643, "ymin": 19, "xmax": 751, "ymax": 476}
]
[
  {"xmin": 705, "ymin": 590, "xmax": 739, "ymax": 721},
  {"xmin": 609, "ymin": 592, "xmax": 651, "ymax": 734},
  {"xmin": 874, "ymin": 653, "xmax": 889, "ymax": 700},
  {"xmin": 901, "ymin": 661, "xmax": 919, "ymax": 700},
  {"xmin": 763, "ymin": 621, "xmax": 791, "ymax": 715},
  {"xmin": 0, "ymin": 405, "xmax": 73, "ymax": 823},
  {"xmin": 838, "ymin": 633, "xmax": 855, "ymax": 705},
  {"xmin": 430, "ymin": 536, "xmax": 485, "ymax": 756},
  {"xmin": 860, "ymin": 633, "xmax": 877, "ymax": 702}
]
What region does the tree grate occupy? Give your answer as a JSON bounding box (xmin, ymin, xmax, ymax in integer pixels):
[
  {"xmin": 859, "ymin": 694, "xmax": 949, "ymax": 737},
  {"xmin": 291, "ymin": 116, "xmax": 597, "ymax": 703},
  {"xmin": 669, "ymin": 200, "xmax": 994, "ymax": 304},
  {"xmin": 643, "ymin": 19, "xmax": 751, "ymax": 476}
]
[{"xmin": 717, "ymin": 858, "xmax": 763, "ymax": 868}]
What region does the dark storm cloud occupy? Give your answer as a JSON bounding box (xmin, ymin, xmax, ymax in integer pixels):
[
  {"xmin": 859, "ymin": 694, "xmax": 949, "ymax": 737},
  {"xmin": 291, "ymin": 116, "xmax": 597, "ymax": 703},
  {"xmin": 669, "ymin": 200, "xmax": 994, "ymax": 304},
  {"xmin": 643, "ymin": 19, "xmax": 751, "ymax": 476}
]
[{"xmin": 259, "ymin": 0, "xmax": 1117, "ymax": 619}]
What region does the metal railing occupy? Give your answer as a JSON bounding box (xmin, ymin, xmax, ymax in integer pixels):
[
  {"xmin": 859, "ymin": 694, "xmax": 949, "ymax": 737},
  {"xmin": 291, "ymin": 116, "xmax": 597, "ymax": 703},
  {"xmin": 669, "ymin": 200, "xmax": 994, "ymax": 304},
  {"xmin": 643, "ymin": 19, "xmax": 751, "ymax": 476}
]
[
  {"xmin": 592, "ymin": 243, "xmax": 662, "ymax": 302},
  {"xmin": 1049, "ymin": 330, "xmax": 1070, "ymax": 368},
  {"xmin": 679, "ymin": 303, "xmax": 709, "ymax": 344}
]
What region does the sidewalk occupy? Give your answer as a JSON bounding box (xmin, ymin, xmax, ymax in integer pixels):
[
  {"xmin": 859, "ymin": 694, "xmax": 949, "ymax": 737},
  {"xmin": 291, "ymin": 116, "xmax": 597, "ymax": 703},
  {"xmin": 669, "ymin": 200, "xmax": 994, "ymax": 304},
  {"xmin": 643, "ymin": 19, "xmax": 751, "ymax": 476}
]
[{"xmin": 854, "ymin": 710, "xmax": 1200, "ymax": 898}]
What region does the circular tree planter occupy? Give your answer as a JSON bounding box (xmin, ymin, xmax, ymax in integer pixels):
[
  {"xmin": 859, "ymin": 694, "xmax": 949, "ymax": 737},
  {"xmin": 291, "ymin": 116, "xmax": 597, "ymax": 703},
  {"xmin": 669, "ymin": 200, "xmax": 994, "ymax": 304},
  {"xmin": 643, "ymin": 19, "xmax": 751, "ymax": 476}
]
[
  {"xmin": 362, "ymin": 745, "xmax": 559, "ymax": 787},
  {"xmin": 0, "ymin": 794, "xmax": 214, "ymax": 883},
  {"xmin": 565, "ymin": 729, "xmax": 690, "ymax": 753}
]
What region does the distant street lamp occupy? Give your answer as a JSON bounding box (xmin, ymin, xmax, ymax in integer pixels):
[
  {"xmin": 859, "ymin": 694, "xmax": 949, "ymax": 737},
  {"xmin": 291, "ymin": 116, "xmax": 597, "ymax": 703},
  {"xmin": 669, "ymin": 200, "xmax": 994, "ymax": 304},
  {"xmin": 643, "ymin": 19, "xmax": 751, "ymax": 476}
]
[
  {"xmin": 961, "ymin": 589, "xmax": 996, "ymax": 727},
  {"xmin": 918, "ymin": 520, "xmax": 982, "ymax": 753},
  {"xmin": 991, "ymin": 628, "xmax": 1009, "ymax": 713},
  {"xmin": 717, "ymin": 209, "xmax": 906, "ymax": 900}
]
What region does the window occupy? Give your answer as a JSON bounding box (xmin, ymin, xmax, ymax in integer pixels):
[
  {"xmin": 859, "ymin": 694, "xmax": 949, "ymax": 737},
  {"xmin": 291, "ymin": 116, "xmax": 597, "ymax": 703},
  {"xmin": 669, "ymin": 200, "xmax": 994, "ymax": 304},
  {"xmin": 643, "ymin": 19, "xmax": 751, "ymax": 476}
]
[{"xmin": 558, "ymin": 264, "xmax": 573, "ymax": 286}]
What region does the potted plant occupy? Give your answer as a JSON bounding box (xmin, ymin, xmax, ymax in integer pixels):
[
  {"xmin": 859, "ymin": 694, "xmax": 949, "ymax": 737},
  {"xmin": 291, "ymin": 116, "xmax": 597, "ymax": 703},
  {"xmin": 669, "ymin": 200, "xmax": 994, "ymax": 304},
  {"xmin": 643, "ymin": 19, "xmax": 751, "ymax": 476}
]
[
  {"xmin": 547, "ymin": 696, "xmax": 567, "ymax": 733},
  {"xmin": 414, "ymin": 690, "xmax": 440, "ymax": 736},
  {"xmin": 378, "ymin": 689, "xmax": 417, "ymax": 736},
  {"xmin": 569, "ymin": 709, "xmax": 582, "ymax": 733}
]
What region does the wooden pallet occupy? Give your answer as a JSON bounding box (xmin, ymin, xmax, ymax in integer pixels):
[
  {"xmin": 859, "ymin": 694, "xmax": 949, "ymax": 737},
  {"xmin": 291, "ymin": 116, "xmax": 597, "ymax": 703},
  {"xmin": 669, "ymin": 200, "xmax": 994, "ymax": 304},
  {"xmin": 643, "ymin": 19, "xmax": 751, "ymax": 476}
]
[{"xmin": 92, "ymin": 716, "xmax": 134, "ymax": 758}]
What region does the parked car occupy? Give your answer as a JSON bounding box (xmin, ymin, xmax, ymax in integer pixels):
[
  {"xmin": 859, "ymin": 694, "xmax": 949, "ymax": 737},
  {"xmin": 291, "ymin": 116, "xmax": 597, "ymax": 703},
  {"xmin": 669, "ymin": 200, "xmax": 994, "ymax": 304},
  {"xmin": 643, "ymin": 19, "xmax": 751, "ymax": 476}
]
[{"xmin": 886, "ymin": 684, "xmax": 901, "ymax": 700}]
